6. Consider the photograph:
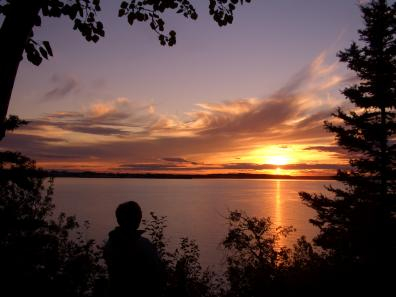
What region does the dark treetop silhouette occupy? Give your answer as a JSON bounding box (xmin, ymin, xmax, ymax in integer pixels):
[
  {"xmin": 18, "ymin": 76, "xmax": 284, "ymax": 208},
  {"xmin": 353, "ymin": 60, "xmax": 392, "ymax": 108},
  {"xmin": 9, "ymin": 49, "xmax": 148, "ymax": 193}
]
[
  {"xmin": 0, "ymin": 0, "xmax": 252, "ymax": 140},
  {"xmin": 300, "ymin": 0, "xmax": 396, "ymax": 289},
  {"xmin": 104, "ymin": 201, "xmax": 164, "ymax": 297}
]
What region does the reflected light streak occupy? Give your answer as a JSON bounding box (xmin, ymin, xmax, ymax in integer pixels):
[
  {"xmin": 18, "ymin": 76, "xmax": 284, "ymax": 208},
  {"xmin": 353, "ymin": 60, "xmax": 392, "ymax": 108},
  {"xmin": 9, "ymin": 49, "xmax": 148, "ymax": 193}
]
[
  {"xmin": 275, "ymin": 180, "xmax": 282, "ymax": 227},
  {"xmin": 275, "ymin": 180, "xmax": 285, "ymax": 247}
]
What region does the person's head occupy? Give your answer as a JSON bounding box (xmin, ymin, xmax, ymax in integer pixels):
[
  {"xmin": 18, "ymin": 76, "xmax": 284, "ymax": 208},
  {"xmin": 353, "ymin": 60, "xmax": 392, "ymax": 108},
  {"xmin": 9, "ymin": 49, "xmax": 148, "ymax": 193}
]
[{"xmin": 115, "ymin": 201, "xmax": 142, "ymax": 230}]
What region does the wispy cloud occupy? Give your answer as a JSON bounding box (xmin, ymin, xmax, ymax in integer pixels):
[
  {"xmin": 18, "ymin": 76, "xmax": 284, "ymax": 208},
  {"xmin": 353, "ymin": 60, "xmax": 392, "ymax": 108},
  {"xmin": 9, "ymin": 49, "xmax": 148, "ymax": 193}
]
[
  {"xmin": 44, "ymin": 74, "xmax": 80, "ymax": 101},
  {"xmin": 162, "ymin": 157, "xmax": 197, "ymax": 164},
  {"xmin": 1, "ymin": 52, "xmax": 350, "ymax": 173},
  {"xmin": 304, "ymin": 145, "xmax": 346, "ymax": 154},
  {"xmin": 26, "ymin": 97, "xmax": 158, "ymax": 137}
]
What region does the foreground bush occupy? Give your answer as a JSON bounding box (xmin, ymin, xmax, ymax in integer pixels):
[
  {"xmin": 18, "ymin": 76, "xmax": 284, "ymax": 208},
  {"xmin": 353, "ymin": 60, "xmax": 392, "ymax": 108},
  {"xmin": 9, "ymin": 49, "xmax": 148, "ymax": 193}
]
[
  {"xmin": 0, "ymin": 151, "xmax": 105, "ymax": 297},
  {"xmin": 222, "ymin": 211, "xmax": 326, "ymax": 297},
  {"xmin": 143, "ymin": 212, "xmax": 223, "ymax": 297}
]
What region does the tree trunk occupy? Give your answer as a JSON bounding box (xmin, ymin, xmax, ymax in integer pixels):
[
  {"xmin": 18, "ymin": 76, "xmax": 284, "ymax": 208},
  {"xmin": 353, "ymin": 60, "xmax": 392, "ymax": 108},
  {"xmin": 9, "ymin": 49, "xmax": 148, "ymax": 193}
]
[
  {"xmin": 380, "ymin": 104, "xmax": 387, "ymax": 197},
  {"xmin": 0, "ymin": 0, "xmax": 41, "ymax": 140}
]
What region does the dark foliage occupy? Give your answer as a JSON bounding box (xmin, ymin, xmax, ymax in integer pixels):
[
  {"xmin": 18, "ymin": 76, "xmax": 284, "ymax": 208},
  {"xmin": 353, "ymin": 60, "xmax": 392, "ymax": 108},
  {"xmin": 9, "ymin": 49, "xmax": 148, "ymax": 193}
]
[
  {"xmin": 0, "ymin": 0, "xmax": 252, "ymax": 63},
  {"xmin": 0, "ymin": 0, "xmax": 103, "ymax": 66},
  {"xmin": 3, "ymin": 114, "xmax": 28, "ymax": 131},
  {"xmin": 143, "ymin": 212, "xmax": 223, "ymax": 297},
  {"xmin": 0, "ymin": 150, "xmax": 105, "ymax": 297},
  {"xmin": 0, "ymin": 114, "xmax": 28, "ymax": 139},
  {"xmin": 300, "ymin": 0, "xmax": 396, "ymax": 291},
  {"xmin": 221, "ymin": 210, "xmax": 325, "ymax": 297}
]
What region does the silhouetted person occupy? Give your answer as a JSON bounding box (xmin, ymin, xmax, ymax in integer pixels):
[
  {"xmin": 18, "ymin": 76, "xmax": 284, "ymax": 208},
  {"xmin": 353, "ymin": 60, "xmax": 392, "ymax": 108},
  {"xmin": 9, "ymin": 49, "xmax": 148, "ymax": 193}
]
[{"xmin": 104, "ymin": 201, "xmax": 164, "ymax": 297}]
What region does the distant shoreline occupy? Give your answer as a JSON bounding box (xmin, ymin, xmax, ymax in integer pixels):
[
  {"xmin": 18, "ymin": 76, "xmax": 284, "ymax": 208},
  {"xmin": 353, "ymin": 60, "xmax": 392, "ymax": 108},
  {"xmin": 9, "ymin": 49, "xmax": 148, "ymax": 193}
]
[{"xmin": 47, "ymin": 171, "xmax": 335, "ymax": 180}]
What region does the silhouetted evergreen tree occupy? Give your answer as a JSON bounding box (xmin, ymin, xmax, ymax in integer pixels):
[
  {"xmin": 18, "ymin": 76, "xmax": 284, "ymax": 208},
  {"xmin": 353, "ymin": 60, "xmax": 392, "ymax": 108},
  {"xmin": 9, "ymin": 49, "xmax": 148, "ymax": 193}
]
[{"xmin": 300, "ymin": 0, "xmax": 396, "ymax": 289}]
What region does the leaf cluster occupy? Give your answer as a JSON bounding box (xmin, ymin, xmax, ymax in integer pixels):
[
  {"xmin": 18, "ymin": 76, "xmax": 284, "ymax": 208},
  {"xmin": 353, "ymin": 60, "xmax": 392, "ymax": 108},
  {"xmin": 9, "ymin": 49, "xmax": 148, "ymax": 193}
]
[
  {"xmin": 1, "ymin": 0, "xmax": 104, "ymax": 65},
  {"xmin": 209, "ymin": 0, "xmax": 251, "ymax": 27},
  {"xmin": 118, "ymin": 0, "xmax": 197, "ymax": 46}
]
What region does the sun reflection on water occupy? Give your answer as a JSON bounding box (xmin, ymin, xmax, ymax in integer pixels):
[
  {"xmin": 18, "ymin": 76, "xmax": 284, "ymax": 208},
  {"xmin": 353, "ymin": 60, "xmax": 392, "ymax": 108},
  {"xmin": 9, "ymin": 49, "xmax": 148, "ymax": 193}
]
[
  {"xmin": 275, "ymin": 180, "xmax": 282, "ymax": 227},
  {"xmin": 275, "ymin": 180, "xmax": 286, "ymax": 247}
]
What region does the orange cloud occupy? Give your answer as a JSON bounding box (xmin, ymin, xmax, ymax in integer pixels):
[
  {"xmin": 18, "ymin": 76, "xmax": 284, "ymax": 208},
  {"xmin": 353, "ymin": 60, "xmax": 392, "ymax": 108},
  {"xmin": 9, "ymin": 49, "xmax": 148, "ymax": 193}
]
[{"xmin": 1, "ymin": 52, "xmax": 351, "ymax": 174}]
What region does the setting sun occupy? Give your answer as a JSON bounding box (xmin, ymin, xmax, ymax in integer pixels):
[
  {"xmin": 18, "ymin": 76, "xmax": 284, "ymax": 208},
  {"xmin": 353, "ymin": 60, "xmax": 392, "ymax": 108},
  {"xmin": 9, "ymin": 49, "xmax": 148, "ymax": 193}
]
[{"xmin": 267, "ymin": 156, "xmax": 289, "ymax": 166}]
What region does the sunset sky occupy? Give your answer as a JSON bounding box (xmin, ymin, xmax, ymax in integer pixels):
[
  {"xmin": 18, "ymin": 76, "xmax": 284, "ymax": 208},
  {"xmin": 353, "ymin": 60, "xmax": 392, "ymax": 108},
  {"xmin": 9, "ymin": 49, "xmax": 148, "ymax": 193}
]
[{"xmin": 1, "ymin": 1, "xmax": 366, "ymax": 175}]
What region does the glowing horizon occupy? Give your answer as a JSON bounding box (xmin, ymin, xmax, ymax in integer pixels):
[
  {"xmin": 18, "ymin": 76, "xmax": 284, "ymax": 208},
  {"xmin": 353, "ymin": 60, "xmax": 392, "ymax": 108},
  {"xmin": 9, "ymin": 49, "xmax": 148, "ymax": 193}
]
[{"xmin": 1, "ymin": 51, "xmax": 349, "ymax": 176}]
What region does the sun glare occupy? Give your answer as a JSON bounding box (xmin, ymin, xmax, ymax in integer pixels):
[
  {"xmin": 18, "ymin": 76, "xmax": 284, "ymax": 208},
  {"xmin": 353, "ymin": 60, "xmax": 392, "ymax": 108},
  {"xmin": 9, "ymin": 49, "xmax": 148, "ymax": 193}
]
[{"xmin": 267, "ymin": 156, "xmax": 289, "ymax": 166}]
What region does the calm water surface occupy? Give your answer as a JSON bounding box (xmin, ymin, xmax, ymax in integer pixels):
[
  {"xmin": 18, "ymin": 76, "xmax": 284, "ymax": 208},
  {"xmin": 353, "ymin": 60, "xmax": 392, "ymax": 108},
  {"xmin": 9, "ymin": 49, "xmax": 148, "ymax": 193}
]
[{"xmin": 53, "ymin": 178, "xmax": 335, "ymax": 268}]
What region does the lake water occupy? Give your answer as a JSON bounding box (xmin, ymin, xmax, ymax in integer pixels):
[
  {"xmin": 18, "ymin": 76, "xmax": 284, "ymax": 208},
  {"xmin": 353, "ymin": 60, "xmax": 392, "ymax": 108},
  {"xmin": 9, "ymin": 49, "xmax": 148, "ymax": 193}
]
[{"xmin": 53, "ymin": 178, "xmax": 335, "ymax": 268}]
